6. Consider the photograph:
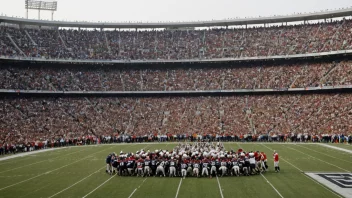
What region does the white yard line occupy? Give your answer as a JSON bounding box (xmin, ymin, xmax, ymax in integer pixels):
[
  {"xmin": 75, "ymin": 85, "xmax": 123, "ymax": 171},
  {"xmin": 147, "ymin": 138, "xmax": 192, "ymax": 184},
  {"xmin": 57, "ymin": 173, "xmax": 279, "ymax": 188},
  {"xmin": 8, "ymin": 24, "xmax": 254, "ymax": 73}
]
[
  {"xmin": 48, "ymin": 166, "xmax": 105, "ymax": 198},
  {"xmin": 318, "ymin": 144, "xmax": 352, "ymax": 154},
  {"xmin": 295, "ymin": 144, "xmax": 352, "ymax": 164},
  {"xmin": 0, "ymin": 149, "xmax": 87, "ymax": 174},
  {"xmin": 216, "ymin": 176, "xmax": 224, "ymax": 198},
  {"xmin": 126, "ymin": 144, "xmax": 164, "ymax": 198},
  {"xmin": 49, "ymin": 144, "xmax": 135, "ymax": 198},
  {"xmin": 175, "ymin": 178, "xmax": 183, "ymax": 198},
  {"xmin": 0, "ymin": 147, "xmax": 67, "ymax": 162},
  {"xmin": 287, "ymin": 146, "xmax": 350, "ymax": 172},
  {"xmin": 261, "ymin": 144, "xmax": 343, "ymax": 198},
  {"xmin": 260, "ymin": 173, "xmax": 284, "ymax": 198},
  {"xmin": 82, "ymin": 176, "xmax": 115, "ymax": 198},
  {"xmin": 0, "ymin": 146, "xmax": 114, "ymax": 191},
  {"xmin": 127, "ymin": 178, "xmax": 148, "ymax": 198},
  {"xmin": 242, "ymin": 144, "xmax": 283, "ymax": 198}
]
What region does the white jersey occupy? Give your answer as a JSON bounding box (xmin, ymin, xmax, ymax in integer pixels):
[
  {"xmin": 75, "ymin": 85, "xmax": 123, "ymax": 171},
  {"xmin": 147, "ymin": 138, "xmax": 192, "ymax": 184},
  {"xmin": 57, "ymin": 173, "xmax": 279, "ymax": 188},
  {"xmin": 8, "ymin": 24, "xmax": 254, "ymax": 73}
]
[
  {"xmin": 249, "ymin": 157, "xmax": 256, "ymax": 164},
  {"xmin": 158, "ymin": 161, "xmax": 165, "ymax": 167}
]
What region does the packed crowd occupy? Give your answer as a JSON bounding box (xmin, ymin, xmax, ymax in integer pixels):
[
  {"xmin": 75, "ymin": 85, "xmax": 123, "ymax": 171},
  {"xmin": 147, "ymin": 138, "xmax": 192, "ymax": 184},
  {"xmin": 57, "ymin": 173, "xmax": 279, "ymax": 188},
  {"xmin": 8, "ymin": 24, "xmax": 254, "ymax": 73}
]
[
  {"xmin": 0, "ymin": 94, "xmax": 351, "ymax": 155},
  {"xmin": 1, "ymin": 19, "xmax": 352, "ymax": 60},
  {"xmin": 106, "ymin": 142, "xmax": 273, "ymax": 178},
  {"xmin": 1, "ymin": 59, "xmax": 352, "ymax": 91}
]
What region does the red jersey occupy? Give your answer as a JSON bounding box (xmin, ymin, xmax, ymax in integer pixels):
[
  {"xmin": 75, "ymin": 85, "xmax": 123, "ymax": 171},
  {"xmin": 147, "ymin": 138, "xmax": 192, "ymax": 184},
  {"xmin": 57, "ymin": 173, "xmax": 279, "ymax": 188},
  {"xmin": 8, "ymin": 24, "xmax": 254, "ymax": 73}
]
[
  {"xmin": 274, "ymin": 153, "xmax": 279, "ymax": 162},
  {"xmin": 137, "ymin": 159, "xmax": 144, "ymax": 168}
]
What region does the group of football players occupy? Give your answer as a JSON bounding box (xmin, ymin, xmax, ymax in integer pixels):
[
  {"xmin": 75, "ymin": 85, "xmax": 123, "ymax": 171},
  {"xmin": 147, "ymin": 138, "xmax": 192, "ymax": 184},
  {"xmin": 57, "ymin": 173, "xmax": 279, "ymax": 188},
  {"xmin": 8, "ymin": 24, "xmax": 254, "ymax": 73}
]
[{"xmin": 105, "ymin": 142, "xmax": 279, "ymax": 179}]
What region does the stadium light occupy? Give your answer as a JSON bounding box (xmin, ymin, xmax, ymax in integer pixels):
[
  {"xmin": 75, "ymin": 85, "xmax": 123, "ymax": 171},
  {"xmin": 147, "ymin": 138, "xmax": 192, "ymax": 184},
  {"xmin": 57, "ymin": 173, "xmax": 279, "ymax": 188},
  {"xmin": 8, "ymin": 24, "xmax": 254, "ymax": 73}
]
[{"xmin": 25, "ymin": 0, "xmax": 57, "ymax": 20}]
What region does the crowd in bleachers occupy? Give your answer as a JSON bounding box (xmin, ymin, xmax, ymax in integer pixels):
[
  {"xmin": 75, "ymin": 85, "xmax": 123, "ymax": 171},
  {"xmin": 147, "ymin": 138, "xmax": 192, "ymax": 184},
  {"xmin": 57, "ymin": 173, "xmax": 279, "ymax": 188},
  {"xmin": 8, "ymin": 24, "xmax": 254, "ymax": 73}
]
[
  {"xmin": 1, "ymin": 19, "xmax": 352, "ymax": 60},
  {"xmin": 0, "ymin": 59, "xmax": 352, "ymax": 91},
  {"xmin": 0, "ymin": 94, "xmax": 351, "ymax": 155}
]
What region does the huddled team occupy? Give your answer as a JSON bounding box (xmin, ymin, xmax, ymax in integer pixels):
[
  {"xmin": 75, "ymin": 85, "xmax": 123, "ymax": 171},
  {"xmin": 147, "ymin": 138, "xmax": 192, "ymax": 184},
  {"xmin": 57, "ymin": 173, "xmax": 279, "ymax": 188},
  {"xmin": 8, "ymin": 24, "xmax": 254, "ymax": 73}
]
[{"xmin": 105, "ymin": 143, "xmax": 280, "ymax": 178}]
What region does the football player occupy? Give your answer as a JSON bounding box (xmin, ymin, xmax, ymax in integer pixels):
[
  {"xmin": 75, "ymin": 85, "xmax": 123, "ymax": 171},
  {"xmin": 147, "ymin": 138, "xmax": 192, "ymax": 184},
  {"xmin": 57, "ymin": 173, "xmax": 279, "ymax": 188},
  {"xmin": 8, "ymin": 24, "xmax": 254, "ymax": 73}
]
[
  {"xmin": 193, "ymin": 159, "xmax": 200, "ymax": 177},
  {"xmin": 231, "ymin": 157, "xmax": 240, "ymax": 176},
  {"xmin": 219, "ymin": 156, "xmax": 228, "ymax": 177},
  {"xmin": 144, "ymin": 156, "xmax": 151, "ymax": 177},
  {"xmin": 273, "ymin": 151, "xmax": 280, "ymax": 172},
  {"xmin": 244, "ymin": 154, "xmax": 250, "ymax": 176},
  {"xmin": 180, "ymin": 159, "xmax": 188, "ymax": 179},
  {"xmin": 151, "ymin": 156, "xmax": 157, "ymax": 176},
  {"xmin": 187, "ymin": 159, "xmax": 193, "ymax": 177},
  {"xmin": 127, "ymin": 155, "xmax": 136, "ymax": 176},
  {"xmin": 169, "ymin": 157, "xmax": 177, "ymax": 177},
  {"xmin": 106, "ymin": 153, "xmax": 112, "ymax": 174},
  {"xmin": 210, "ymin": 158, "xmax": 217, "ymax": 178},
  {"xmin": 201, "ymin": 158, "xmax": 210, "ymax": 177},
  {"xmin": 156, "ymin": 159, "xmax": 166, "ymax": 177},
  {"xmin": 136, "ymin": 157, "xmax": 144, "ymax": 177},
  {"xmin": 118, "ymin": 156, "xmax": 127, "ymax": 176},
  {"xmin": 249, "ymin": 152, "xmax": 258, "ymax": 174},
  {"xmin": 111, "ymin": 155, "xmax": 118, "ymax": 175}
]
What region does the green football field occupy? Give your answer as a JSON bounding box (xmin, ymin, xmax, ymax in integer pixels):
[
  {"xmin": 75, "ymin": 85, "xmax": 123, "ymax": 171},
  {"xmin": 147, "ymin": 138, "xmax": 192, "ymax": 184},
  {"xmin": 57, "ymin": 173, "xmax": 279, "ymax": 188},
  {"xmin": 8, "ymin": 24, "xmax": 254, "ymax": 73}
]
[{"xmin": 0, "ymin": 143, "xmax": 351, "ymax": 198}]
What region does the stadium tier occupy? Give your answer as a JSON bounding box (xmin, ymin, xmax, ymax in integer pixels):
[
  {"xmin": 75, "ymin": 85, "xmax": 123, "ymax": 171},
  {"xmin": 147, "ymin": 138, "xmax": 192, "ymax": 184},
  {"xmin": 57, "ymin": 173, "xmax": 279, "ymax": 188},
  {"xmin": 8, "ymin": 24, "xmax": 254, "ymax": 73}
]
[
  {"xmin": 1, "ymin": 59, "xmax": 352, "ymax": 91},
  {"xmin": 0, "ymin": 18, "xmax": 351, "ymax": 60},
  {"xmin": 0, "ymin": 94, "xmax": 351, "ymax": 147}
]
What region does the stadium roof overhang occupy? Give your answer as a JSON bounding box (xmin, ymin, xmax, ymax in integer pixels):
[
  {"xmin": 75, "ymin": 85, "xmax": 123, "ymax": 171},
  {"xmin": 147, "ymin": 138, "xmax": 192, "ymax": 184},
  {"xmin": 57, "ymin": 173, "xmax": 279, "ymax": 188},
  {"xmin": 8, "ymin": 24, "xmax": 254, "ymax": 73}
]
[{"xmin": 1, "ymin": 8, "xmax": 352, "ymax": 28}]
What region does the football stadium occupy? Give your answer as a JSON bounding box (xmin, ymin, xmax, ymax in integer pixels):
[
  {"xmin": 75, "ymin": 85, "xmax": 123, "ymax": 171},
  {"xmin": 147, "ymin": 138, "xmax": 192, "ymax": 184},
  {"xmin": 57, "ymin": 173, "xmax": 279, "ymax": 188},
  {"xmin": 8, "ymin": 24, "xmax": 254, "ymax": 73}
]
[{"xmin": 0, "ymin": 0, "xmax": 352, "ymax": 197}]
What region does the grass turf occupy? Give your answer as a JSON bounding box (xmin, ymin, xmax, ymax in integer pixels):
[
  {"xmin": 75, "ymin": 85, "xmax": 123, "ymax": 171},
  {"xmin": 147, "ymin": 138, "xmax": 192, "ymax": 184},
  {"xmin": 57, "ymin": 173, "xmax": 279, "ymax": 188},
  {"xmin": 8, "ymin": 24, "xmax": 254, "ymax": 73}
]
[{"xmin": 0, "ymin": 143, "xmax": 350, "ymax": 198}]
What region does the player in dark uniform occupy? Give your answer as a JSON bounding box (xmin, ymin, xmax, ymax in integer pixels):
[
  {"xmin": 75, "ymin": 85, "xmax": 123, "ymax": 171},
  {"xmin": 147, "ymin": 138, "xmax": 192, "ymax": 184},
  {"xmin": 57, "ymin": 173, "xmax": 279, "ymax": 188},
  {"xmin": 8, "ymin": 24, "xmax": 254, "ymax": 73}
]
[
  {"xmin": 227, "ymin": 157, "xmax": 232, "ymax": 175},
  {"xmin": 151, "ymin": 157, "xmax": 157, "ymax": 176},
  {"xmin": 106, "ymin": 154, "xmax": 112, "ymax": 174},
  {"xmin": 111, "ymin": 155, "xmax": 118, "ymax": 175},
  {"xmin": 127, "ymin": 157, "xmax": 136, "ymax": 176},
  {"xmin": 238, "ymin": 155, "xmax": 245, "ymax": 176},
  {"xmin": 244, "ymin": 156, "xmax": 250, "ymax": 176},
  {"xmin": 144, "ymin": 157, "xmax": 151, "ymax": 177},
  {"xmin": 215, "ymin": 159, "xmax": 221, "ymax": 176},
  {"xmin": 164, "ymin": 158, "xmax": 170, "ymax": 176},
  {"xmin": 169, "ymin": 158, "xmax": 177, "ymax": 177},
  {"xmin": 118, "ymin": 156, "xmax": 127, "ymax": 176}
]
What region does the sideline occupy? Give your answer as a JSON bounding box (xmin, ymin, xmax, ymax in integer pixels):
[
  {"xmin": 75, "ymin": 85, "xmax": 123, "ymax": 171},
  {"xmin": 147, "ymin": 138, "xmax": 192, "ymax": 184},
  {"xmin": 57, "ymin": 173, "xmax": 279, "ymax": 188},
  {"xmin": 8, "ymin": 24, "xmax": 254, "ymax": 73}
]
[
  {"xmin": 0, "ymin": 149, "xmax": 87, "ymax": 174},
  {"xmin": 318, "ymin": 144, "xmax": 352, "ymax": 154},
  {"xmin": 0, "ymin": 147, "xmax": 67, "ymax": 162},
  {"xmin": 0, "ymin": 142, "xmax": 349, "ymax": 162}
]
